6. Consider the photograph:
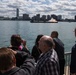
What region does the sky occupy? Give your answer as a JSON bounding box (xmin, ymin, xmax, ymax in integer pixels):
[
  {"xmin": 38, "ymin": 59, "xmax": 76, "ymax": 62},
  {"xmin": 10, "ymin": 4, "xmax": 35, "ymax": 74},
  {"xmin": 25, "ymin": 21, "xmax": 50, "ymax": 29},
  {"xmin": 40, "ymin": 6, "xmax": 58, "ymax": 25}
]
[{"xmin": 0, "ymin": 0, "xmax": 76, "ymax": 19}]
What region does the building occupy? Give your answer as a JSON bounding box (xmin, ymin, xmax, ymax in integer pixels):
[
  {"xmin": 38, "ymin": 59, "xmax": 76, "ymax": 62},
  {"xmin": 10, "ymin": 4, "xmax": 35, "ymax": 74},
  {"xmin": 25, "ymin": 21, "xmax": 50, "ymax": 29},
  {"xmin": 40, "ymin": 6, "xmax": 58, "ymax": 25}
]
[
  {"xmin": 23, "ymin": 14, "xmax": 30, "ymax": 20},
  {"xmin": 35, "ymin": 14, "xmax": 40, "ymax": 21},
  {"xmin": 57, "ymin": 15, "xmax": 62, "ymax": 21},
  {"xmin": 47, "ymin": 15, "xmax": 51, "ymax": 20},
  {"xmin": 0, "ymin": 16, "xmax": 4, "ymax": 20},
  {"xmin": 41, "ymin": 15, "xmax": 46, "ymax": 22},
  {"xmin": 16, "ymin": 8, "xmax": 19, "ymax": 19}
]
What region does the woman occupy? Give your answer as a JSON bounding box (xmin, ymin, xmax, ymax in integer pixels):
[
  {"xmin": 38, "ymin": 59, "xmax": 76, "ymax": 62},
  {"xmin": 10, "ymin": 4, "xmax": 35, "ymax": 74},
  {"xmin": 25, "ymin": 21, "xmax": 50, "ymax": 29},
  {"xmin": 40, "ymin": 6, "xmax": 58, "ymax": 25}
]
[{"xmin": 31, "ymin": 34, "xmax": 43, "ymax": 62}]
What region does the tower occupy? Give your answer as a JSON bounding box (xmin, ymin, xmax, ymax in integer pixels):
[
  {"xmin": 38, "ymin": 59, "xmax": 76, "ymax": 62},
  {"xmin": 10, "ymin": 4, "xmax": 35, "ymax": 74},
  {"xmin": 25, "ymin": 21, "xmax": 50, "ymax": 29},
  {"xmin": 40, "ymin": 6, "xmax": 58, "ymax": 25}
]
[{"xmin": 16, "ymin": 8, "xmax": 19, "ymax": 19}]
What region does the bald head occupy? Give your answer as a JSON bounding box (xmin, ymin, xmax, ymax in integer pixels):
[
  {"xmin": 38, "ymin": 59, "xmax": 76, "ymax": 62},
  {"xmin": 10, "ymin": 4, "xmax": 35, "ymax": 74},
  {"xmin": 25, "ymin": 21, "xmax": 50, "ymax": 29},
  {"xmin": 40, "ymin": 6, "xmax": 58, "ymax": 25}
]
[
  {"xmin": 41, "ymin": 35, "xmax": 54, "ymax": 47},
  {"xmin": 38, "ymin": 35, "xmax": 55, "ymax": 53}
]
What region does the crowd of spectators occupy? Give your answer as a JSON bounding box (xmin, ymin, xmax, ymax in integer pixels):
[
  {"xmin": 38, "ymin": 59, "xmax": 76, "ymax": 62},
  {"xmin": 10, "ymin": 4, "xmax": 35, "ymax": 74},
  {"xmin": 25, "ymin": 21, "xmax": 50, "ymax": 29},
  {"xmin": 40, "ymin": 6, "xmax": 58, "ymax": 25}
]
[{"xmin": 0, "ymin": 28, "xmax": 76, "ymax": 75}]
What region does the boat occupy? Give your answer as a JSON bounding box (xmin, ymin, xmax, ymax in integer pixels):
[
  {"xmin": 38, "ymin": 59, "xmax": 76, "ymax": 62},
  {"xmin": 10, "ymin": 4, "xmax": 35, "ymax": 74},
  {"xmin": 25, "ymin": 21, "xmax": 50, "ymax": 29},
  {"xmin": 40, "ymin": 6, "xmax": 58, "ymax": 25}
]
[
  {"xmin": 46, "ymin": 18, "xmax": 58, "ymax": 23},
  {"xmin": 30, "ymin": 18, "xmax": 58, "ymax": 23}
]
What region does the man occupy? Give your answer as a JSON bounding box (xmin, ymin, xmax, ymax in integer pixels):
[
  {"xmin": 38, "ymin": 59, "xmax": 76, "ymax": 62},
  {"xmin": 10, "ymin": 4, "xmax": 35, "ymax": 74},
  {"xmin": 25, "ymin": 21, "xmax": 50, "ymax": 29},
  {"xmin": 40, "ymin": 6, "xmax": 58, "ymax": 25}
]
[
  {"xmin": 8, "ymin": 34, "xmax": 30, "ymax": 67},
  {"xmin": 10, "ymin": 34, "xmax": 30, "ymax": 54},
  {"xmin": 51, "ymin": 31, "xmax": 65, "ymax": 75},
  {"xmin": 0, "ymin": 47, "xmax": 35, "ymax": 75},
  {"xmin": 34, "ymin": 35, "xmax": 60, "ymax": 75},
  {"xmin": 70, "ymin": 28, "xmax": 76, "ymax": 75}
]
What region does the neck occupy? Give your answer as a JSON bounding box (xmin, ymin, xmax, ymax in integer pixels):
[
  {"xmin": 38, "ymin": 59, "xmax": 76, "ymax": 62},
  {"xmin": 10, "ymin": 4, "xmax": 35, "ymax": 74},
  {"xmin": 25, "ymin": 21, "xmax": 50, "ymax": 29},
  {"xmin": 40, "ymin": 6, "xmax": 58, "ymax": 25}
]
[{"xmin": 42, "ymin": 47, "xmax": 51, "ymax": 53}]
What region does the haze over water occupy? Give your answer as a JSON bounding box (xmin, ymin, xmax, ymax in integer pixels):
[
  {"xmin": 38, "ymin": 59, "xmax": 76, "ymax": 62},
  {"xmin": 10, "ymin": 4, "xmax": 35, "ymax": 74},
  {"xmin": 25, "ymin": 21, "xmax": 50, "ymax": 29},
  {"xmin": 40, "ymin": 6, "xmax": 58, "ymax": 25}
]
[{"xmin": 0, "ymin": 21, "xmax": 75, "ymax": 52}]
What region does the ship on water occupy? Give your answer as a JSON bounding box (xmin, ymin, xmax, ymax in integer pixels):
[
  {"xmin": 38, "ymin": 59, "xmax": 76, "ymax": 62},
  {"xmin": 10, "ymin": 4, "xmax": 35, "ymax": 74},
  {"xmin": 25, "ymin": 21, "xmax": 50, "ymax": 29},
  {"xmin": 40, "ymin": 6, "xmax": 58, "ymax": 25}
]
[{"xmin": 30, "ymin": 18, "xmax": 58, "ymax": 23}]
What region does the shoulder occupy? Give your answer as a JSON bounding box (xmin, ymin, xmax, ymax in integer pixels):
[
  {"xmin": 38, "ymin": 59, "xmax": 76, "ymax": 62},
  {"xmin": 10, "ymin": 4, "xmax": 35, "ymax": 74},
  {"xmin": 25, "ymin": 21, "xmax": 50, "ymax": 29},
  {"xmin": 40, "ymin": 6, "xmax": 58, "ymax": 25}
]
[
  {"xmin": 22, "ymin": 47, "xmax": 30, "ymax": 54},
  {"xmin": 72, "ymin": 44, "xmax": 76, "ymax": 49},
  {"xmin": 72, "ymin": 44, "xmax": 76, "ymax": 52},
  {"xmin": 44, "ymin": 50, "xmax": 58, "ymax": 65}
]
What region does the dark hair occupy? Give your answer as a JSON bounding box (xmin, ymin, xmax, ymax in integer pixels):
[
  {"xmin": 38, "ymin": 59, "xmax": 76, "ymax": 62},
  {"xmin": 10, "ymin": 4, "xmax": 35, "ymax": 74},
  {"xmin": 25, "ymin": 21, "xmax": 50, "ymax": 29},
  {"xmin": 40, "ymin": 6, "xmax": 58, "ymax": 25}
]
[
  {"xmin": 11, "ymin": 34, "xmax": 22, "ymax": 47},
  {"xmin": 35, "ymin": 34, "xmax": 43, "ymax": 46},
  {"xmin": 51, "ymin": 31, "xmax": 58, "ymax": 38},
  {"xmin": 0, "ymin": 47, "xmax": 15, "ymax": 70}
]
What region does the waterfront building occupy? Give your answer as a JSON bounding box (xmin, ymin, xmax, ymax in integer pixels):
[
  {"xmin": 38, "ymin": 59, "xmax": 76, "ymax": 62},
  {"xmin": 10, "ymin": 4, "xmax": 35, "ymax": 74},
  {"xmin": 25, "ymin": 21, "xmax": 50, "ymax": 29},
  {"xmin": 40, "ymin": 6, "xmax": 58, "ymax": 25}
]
[
  {"xmin": 31, "ymin": 16, "xmax": 36, "ymax": 20},
  {"xmin": 16, "ymin": 8, "xmax": 19, "ymax": 19},
  {"xmin": 47, "ymin": 15, "xmax": 51, "ymax": 20},
  {"xmin": 57, "ymin": 15, "xmax": 62, "ymax": 21},
  {"xmin": 0, "ymin": 16, "xmax": 4, "ymax": 20},
  {"xmin": 36, "ymin": 14, "xmax": 40, "ymax": 22},
  {"xmin": 23, "ymin": 14, "xmax": 30, "ymax": 20},
  {"xmin": 41, "ymin": 15, "xmax": 46, "ymax": 22}
]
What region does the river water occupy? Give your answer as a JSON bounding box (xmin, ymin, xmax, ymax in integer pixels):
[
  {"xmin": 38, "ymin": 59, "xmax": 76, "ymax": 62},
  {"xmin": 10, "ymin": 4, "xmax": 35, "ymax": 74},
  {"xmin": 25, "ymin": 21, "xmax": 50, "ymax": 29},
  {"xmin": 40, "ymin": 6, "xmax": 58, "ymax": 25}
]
[{"xmin": 0, "ymin": 21, "xmax": 76, "ymax": 52}]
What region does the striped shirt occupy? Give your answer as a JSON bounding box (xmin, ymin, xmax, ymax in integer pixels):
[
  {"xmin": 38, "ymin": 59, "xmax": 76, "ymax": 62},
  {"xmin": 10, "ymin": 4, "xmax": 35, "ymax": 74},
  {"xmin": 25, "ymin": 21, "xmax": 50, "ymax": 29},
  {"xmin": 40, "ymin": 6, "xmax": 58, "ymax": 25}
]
[{"xmin": 34, "ymin": 49, "xmax": 60, "ymax": 75}]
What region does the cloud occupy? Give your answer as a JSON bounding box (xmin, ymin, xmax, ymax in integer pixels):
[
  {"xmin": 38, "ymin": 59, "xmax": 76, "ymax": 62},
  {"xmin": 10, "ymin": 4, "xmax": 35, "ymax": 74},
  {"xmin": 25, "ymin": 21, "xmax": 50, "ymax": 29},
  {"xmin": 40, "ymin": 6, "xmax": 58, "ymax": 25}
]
[{"xmin": 0, "ymin": 0, "xmax": 76, "ymax": 18}]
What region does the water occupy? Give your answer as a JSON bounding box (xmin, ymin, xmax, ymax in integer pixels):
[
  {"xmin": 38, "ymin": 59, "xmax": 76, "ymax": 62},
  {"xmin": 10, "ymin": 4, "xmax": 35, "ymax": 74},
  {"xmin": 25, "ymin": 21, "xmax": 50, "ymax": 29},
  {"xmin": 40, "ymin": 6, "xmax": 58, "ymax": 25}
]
[{"xmin": 0, "ymin": 20, "xmax": 76, "ymax": 52}]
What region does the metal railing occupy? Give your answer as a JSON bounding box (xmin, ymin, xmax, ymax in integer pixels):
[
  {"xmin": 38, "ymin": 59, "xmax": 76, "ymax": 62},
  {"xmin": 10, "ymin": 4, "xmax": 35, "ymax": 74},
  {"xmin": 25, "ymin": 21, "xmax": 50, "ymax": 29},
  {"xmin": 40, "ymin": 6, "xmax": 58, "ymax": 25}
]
[
  {"xmin": 64, "ymin": 51, "xmax": 71, "ymax": 75},
  {"xmin": 64, "ymin": 51, "xmax": 71, "ymax": 66}
]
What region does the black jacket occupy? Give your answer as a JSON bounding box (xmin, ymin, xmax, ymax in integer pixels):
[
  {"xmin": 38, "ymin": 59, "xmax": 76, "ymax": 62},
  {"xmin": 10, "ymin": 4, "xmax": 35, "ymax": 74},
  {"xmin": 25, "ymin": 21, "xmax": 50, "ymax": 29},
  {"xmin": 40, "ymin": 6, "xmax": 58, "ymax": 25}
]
[
  {"xmin": 31, "ymin": 45, "xmax": 41, "ymax": 62},
  {"xmin": 8, "ymin": 46, "xmax": 30, "ymax": 67},
  {"xmin": 70, "ymin": 44, "xmax": 76, "ymax": 73},
  {"xmin": 0, "ymin": 51, "xmax": 35, "ymax": 75},
  {"xmin": 53, "ymin": 38, "xmax": 65, "ymax": 75},
  {"xmin": 8, "ymin": 46, "xmax": 30, "ymax": 54}
]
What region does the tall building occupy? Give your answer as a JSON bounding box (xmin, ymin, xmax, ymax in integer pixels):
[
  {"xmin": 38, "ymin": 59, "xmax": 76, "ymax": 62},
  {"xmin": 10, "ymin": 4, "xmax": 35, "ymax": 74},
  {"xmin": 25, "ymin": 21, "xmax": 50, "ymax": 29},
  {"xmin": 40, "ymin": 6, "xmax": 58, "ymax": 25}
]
[
  {"xmin": 16, "ymin": 8, "xmax": 19, "ymax": 19},
  {"xmin": 57, "ymin": 15, "xmax": 62, "ymax": 21},
  {"xmin": 36, "ymin": 14, "xmax": 40, "ymax": 21},
  {"xmin": 41, "ymin": 15, "xmax": 46, "ymax": 21},
  {"xmin": 23, "ymin": 14, "xmax": 30, "ymax": 20},
  {"xmin": 47, "ymin": 15, "xmax": 51, "ymax": 20}
]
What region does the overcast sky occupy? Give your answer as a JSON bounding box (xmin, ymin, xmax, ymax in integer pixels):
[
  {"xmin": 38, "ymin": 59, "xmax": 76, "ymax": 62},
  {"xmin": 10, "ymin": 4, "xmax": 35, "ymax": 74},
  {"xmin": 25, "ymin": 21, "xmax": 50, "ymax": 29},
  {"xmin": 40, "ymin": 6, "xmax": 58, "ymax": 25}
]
[{"xmin": 0, "ymin": 0, "xmax": 76, "ymax": 19}]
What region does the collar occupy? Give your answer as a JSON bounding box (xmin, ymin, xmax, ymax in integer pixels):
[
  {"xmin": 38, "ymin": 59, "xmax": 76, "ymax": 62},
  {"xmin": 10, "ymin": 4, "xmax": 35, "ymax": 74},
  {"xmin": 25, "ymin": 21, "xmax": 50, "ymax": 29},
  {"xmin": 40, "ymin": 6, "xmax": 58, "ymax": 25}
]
[{"xmin": 1, "ymin": 67, "xmax": 20, "ymax": 75}]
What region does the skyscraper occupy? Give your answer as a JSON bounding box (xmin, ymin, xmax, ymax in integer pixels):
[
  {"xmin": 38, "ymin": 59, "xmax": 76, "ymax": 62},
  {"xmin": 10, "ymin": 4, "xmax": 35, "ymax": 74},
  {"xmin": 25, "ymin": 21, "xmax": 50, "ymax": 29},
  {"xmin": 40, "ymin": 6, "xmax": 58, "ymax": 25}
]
[{"xmin": 16, "ymin": 8, "xmax": 19, "ymax": 19}]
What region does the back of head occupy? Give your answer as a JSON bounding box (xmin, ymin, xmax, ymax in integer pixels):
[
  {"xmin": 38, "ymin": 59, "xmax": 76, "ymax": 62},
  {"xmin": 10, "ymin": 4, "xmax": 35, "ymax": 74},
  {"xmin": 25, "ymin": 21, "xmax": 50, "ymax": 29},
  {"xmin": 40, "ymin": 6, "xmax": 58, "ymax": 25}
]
[
  {"xmin": 11, "ymin": 34, "xmax": 22, "ymax": 47},
  {"xmin": 51, "ymin": 31, "xmax": 58, "ymax": 38},
  {"xmin": 0, "ymin": 47, "xmax": 16, "ymax": 71}
]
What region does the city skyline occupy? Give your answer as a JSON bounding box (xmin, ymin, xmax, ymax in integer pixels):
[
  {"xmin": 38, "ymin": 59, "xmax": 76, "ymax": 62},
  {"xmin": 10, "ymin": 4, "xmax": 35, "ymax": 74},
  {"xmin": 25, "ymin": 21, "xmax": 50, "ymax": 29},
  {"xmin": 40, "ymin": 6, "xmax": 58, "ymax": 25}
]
[{"xmin": 0, "ymin": 0, "xmax": 76, "ymax": 19}]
